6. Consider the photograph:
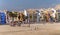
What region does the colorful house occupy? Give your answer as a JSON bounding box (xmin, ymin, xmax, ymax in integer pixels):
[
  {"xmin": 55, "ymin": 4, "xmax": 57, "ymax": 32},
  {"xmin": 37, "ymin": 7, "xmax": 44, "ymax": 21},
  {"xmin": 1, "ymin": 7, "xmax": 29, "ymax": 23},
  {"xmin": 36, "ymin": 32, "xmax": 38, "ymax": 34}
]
[{"xmin": 0, "ymin": 10, "xmax": 6, "ymax": 24}]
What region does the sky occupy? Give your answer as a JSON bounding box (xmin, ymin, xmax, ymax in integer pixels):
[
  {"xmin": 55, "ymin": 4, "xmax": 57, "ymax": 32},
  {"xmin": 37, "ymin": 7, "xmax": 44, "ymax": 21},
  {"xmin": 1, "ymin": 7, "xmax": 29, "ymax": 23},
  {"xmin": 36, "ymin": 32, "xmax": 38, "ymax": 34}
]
[{"xmin": 0, "ymin": 0, "xmax": 60, "ymax": 11}]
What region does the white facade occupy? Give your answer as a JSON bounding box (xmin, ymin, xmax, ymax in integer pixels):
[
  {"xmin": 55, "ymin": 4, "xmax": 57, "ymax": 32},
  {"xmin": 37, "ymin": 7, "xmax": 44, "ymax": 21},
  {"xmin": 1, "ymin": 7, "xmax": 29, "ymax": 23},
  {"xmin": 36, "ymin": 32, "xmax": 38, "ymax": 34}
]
[
  {"xmin": 51, "ymin": 8, "xmax": 56, "ymax": 18},
  {"xmin": 24, "ymin": 10, "xmax": 27, "ymax": 16}
]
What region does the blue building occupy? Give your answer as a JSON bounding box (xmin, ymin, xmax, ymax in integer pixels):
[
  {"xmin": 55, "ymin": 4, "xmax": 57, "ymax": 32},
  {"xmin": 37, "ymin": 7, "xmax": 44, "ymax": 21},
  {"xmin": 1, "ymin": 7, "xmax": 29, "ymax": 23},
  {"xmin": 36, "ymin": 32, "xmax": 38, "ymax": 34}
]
[{"xmin": 0, "ymin": 11, "xmax": 6, "ymax": 25}]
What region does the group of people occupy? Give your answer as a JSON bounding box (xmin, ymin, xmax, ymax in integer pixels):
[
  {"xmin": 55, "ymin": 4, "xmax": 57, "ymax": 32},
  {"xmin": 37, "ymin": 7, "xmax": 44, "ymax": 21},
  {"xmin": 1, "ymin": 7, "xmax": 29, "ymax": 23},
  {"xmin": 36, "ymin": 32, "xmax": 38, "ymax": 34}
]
[
  {"xmin": 18, "ymin": 12, "xmax": 57, "ymax": 23},
  {"xmin": 10, "ymin": 12, "xmax": 57, "ymax": 26},
  {"xmin": 43, "ymin": 12, "xmax": 57, "ymax": 22},
  {"xmin": 17, "ymin": 9, "xmax": 57, "ymax": 24},
  {"xmin": 36, "ymin": 10, "xmax": 57, "ymax": 23}
]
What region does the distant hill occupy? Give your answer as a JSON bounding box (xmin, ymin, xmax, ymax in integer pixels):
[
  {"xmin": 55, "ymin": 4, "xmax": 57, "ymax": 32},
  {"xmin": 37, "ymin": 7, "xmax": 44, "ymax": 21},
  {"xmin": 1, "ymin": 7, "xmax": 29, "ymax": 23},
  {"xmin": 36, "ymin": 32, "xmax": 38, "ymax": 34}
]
[{"xmin": 55, "ymin": 4, "xmax": 60, "ymax": 10}]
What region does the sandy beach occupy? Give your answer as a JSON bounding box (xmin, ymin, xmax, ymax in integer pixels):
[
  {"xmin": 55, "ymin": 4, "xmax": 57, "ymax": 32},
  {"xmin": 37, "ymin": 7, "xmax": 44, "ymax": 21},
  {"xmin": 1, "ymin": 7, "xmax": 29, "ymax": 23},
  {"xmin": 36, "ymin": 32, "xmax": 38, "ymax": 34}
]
[{"xmin": 0, "ymin": 23, "xmax": 60, "ymax": 35}]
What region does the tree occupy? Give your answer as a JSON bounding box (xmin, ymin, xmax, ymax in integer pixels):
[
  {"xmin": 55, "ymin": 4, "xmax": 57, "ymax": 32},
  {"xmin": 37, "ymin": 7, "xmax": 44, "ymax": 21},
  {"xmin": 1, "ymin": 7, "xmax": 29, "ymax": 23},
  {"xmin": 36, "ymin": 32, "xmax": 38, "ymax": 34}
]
[
  {"xmin": 9, "ymin": 12, "xmax": 17, "ymax": 17},
  {"xmin": 8, "ymin": 12, "xmax": 18, "ymax": 21}
]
